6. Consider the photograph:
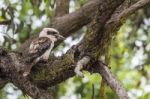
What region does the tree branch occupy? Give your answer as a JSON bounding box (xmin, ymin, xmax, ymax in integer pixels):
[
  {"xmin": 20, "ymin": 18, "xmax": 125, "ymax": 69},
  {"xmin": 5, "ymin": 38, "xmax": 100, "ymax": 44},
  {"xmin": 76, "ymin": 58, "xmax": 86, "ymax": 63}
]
[
  {"xmin": 105, "ymin": 0, "xmax": 150, "ymax": 31},
  {"xmin": 55, "ymin": 0, "xmax": 70, "ymax": 17},
  {"xmin": 93, "ymin": 61, "xmax": 129, "ymax": 99},
  {"xmin": 0, "ymin": 48, "xmax": 54, "ymax": 99},
  {"xmin": 119, "ymin": 0, "xmax": 150, "ymax": 20},
  {"xmin": 11, "ymin": 74, "xmax": 54, "ymax": 99},
  {"xmin": 0, "ymin": 78, "xmax": 7, "ymax": 89}
]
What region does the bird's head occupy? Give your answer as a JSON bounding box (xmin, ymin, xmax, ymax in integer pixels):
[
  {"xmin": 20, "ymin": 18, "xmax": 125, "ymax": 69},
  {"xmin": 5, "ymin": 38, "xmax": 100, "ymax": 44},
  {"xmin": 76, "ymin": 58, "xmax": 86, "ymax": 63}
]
[{"xmin": 39, "ymin": 28, "xmax": 64, "ymax": 42}]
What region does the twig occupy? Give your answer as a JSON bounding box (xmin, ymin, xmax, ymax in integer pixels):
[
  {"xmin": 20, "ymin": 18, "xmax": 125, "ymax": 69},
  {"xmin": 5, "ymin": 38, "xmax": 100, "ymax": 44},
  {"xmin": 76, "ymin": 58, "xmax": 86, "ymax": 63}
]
[
  {"xmin": 74, "ymin": 56, "xmax": 90, "ymax": 77},
  {"xmin": 106, "ymin": 0, "xmax": 150, "ymax": 27},
  {"xmin": 119, "ymin": 0, "xmax": 150, "ymax": 19}
]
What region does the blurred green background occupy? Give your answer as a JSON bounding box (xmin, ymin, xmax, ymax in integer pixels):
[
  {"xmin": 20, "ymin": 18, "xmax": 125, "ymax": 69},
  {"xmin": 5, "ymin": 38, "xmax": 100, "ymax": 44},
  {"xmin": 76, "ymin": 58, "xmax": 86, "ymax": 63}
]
[{"xmin": 0, "ymin": 0, "xmax": 150, "ymax": 99}]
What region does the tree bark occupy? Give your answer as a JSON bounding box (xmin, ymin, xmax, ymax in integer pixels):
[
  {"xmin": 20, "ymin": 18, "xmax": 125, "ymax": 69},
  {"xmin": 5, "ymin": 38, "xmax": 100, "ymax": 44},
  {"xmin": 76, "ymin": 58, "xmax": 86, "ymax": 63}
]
[{"xmin": 55, "ymin": 0, "xmax": 70, "ymax": 17}]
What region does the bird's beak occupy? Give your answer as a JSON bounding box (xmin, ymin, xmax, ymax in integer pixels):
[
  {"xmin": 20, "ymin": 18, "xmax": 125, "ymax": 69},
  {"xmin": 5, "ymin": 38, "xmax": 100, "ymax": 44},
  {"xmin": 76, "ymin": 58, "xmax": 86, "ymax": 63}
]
[{"xmin": 57, "ymin": 34, "xmax": 65, "ymax": 40}]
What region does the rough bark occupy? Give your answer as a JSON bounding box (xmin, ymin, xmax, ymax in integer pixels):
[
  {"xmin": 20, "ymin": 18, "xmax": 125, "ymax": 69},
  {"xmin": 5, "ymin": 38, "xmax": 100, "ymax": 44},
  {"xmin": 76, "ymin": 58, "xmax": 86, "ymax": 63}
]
[
  {"xmin": 0, "ymin": 0, "xmax": 150, "ymax": 99},
  {"xmin": 55, "ymin": 0, "xmax": 70, "ymax": 17}
]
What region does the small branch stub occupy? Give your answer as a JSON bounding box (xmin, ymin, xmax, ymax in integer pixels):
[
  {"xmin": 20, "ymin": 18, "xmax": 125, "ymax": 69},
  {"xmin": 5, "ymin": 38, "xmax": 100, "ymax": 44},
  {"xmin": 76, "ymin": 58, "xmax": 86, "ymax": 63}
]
[{"xmin": 74, "ymin": 56, "xmax": 90, "ymax": 77}]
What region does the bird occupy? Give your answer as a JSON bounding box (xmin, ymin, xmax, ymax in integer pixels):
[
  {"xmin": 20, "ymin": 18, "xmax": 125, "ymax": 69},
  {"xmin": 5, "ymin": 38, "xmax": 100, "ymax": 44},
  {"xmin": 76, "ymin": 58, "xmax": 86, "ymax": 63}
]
[{"xmin": 23, "ymin": 28, "xmax": 64, "ymax": 77}]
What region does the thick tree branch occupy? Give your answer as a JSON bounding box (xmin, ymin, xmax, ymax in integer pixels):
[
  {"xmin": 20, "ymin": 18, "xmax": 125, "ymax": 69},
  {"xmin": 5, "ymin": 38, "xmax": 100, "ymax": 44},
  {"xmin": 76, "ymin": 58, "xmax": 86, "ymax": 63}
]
[
  {"xmin": 0, "ymin": 78, "xmax": 7, "ymax": 89},
  {"xmin": 0, "ymin": 48, "xmax": 54, "ymax": 99},
  {"xmin": 11, "ymin": 74, "xmax": 54, "ymax": 99},
  {"xmin": 55, "ymin": 0, "xmax": 70, "ymax": 17}
]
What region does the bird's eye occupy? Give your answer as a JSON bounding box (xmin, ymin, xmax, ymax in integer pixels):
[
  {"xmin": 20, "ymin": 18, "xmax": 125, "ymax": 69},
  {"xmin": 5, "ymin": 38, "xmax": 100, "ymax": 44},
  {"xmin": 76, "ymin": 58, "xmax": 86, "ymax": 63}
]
[
  {"xmin": 47, "ymin": 31, "xmax": 57, "ymax": 35},
  {"xmin": 47, "ymin": 31, "xmax": 51, "ymax": 35},
  {"xmin": 51, "ymin": 32, "xmax": 57, "ymax": 35}
]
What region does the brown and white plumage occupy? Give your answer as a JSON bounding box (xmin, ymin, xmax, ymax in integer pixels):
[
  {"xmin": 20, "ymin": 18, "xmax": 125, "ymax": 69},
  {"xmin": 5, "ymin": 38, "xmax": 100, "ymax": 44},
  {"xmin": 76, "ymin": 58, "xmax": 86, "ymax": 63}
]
[
  {"xmin": 23, "ymin": 28, "xmax": 64, "ymax": 76},
  {"xmin": 28, "ymin": 37, "xmax": 52, "ymax": 62}
]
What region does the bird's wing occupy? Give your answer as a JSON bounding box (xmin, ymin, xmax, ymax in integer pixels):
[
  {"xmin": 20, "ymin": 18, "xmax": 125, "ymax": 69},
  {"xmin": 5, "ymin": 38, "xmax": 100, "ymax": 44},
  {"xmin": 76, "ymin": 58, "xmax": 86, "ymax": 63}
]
[
  {"xmin": 23, "ymin": 37, "xmax": 51, "ymax": 76},
  {"xmin": 28, "ymin": 37, "xmax": 51, "ymax": 60}
]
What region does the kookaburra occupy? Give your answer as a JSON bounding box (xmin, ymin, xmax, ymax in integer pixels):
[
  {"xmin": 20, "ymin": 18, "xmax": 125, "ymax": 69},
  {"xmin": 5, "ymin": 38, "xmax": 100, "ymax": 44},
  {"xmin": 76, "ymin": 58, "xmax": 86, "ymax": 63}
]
[{"xmin": 23, "ymin": 28, "xmax": 64, "ymax": 76}]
